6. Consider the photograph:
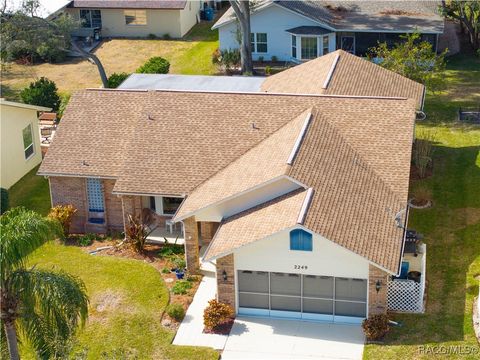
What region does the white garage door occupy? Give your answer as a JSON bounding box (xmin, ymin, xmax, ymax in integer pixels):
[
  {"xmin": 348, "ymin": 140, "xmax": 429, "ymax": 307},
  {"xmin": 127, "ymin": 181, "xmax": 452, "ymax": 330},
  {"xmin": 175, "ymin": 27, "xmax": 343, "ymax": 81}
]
[{"xmin": 237, "ymin": 270, "xmax": 367, "ymax": 324}]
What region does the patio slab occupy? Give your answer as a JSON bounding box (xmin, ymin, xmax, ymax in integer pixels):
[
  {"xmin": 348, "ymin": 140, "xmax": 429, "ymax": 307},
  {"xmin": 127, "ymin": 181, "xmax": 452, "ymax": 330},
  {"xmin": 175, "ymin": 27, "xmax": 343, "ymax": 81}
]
[
  {"xmin": 222, "ymin": 317, "xmax": 365, "ymax": 360},
  {"xmin": 172, "ymin": 274, "xmax": 227, "ymax": 350}
]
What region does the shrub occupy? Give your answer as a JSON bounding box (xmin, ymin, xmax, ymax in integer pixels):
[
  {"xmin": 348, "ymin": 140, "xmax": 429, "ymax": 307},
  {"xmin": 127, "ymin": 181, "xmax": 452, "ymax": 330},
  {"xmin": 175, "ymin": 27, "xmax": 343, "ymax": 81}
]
[
  {"xmin": 203, "ymin": 299, "xmax": 234, "ymax": 331},
  {"xmin": 172, "ymin": 280, "xmax": 192, "ymax": 295},
  {"xmin": 265, "ymin": 65, "xmax": 272, "ymax": 75},
  {"xmin": 171, "ymin": 255, "xmax": 186, "ymax": 270},
  {"xmin": 162, "ymin": 33, "xmax": 171, "ymax": 40},
  {"xmin": 48, "ymin": 205, "xmax": 77, "ymax": 237},
  {"xmin": 106, "ymin": 72, "xmax": 130, "ymax": 88},
  {"xmin": 77, "ymin": 233, "xmax": 97, "ymax": 247},
  {"xmin": 125, "ymin": 214, "xmax": 150, "ymax": 253},
  {"xmin": 161, "ymin": 267, "xmax": 170, "ymax": 274},
  {"xmin": 5, "ymin": 39, "xmax": 33, "ymax": 63},
  {"xmin": 0, "ymin": 188, "xmax": 8, "ymax": 214},
  {"xmin": 211, "ymin": 48, "xmax": 221, "ymax": 64},
  {"xmin": 36, "ymin": 37, "xmax": 67, "ymax": 63},
  {"xmin": 166, "ymin": 303, "xmax": 185, "ymax": 321},
  {"xmin": 147, "ymin": 33, "xmax": 157, "ymax": 39},
  {"xmin": 410, "ymin": 184, "xmax": 432, "ymax": 207},
  {"xmin": 413, "ymin": 131, "xmax": 436, "ymax": 178},
  {"xmin": 362, "ymin": 314, "xmax": 390, "ymax": 340},
  {"xmin": 158, "ymin": 243, "xmax": 184, "ymax": 258},
  {"xmin": 20, "ymin": 77, "xmax": 61, "ymax": 111},
  {"xmin": 271, "ymin": 55, "xmax": 278, "ymax": 62},
  {"xmin": 136, "ymin": 57, "xmax": 170, "ymax": 74},
  {"xmin": 57, "ymin": 93, "xmax": 71, "ymax": 120}
]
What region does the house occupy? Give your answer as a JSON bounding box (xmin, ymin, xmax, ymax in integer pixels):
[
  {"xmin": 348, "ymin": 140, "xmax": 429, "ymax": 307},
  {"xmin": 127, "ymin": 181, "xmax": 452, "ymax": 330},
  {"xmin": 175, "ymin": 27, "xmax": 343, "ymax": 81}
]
[
  {"xmin": 56, "ymin": 0, "xmax": 201, "ymax": 38},
  {"xmin": 213, "ymin": 0, "xmax": 444, "ymax": 61},
  {"xmin": 39, "ymin": 54, "xmax": 427, "ymax": 323},
  {"xmin": 0, "ymin": 100, "xmax": 50, "ymax": 189}
]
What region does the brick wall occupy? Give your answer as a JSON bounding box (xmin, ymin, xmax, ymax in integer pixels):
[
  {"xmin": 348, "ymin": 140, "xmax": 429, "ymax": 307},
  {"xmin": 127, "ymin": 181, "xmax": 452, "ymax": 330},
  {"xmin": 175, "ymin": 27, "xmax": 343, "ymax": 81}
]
[
  {"xmin": 200, "ymin": 221, "xmax": 219, "ymax": 246},
  {"xmin": 368, "ymin": 264, "xmax": 389, "ymax": 316},
  {"xmin": 121, "ymin": 195, "xmax": 142, "ymax": 229},
  {"xmin": 184, "ymin": 216, "xmax": 200, "ymax": 272},
  {"xmin": 103, "ymin": 180, "xmax": 124, "ymax": 232},
  {"xmin": 49, "ymin": 176, "xmax": 87, "ymax": 234},
  {"xmin": 216, "ymin": 254, "xmax": 236, "ymax": 309}
]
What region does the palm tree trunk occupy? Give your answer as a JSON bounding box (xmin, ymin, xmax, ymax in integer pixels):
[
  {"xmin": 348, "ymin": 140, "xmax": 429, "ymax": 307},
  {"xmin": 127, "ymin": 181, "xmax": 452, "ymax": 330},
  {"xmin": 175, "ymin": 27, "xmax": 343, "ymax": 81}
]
[{"xmin": 4, "ymin": 322, "xmax": 20, "ymax": 360}]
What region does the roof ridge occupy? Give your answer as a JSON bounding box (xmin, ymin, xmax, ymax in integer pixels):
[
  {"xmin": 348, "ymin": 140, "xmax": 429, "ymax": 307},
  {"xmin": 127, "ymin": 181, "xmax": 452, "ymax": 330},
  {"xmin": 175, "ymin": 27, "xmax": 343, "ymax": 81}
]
[{"xmin": 290, "ymin": 109, "xmax": 406, "ymax": 205}]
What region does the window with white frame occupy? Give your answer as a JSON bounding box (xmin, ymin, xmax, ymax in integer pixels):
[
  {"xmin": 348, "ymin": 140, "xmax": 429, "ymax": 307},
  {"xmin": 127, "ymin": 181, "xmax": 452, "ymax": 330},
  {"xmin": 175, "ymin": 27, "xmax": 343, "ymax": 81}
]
[
  {"xmin": 301, "ymin": 37, "xmax": 317, "ymax": 60},
  {"xmin": 153, "ymin": 196, "xmax": 183, "ymax": 216},
  {"xmin": 291, "ymin": 35, "xmax": 297, "ymax": 58},
  {"xmin": 80, "ymin": 9, "xmax": 102, "ymax": 28},
  {"xmin": 322, "ymin": 35, "xmax": 329, "ymax": 55},
  {"xmin": 124, "ymin": 10, "xmax": 147, "ymax": 25},
  {"xmin": 250, "ymin": 32, "xmax": 268, "ymax": 53},
  {"xmin": 22, "ymin": 124, "xmax": 34, "ymax": 159}
]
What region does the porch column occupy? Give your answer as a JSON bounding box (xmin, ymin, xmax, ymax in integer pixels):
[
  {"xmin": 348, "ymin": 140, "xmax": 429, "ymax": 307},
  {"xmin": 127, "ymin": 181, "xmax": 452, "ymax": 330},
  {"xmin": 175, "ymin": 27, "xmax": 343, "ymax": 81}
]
[
  {"xmin": 121, "ymin": 195, "xmax": 142, "ymax": 230},
  {"xmin": 184, "ymin": 216, "xmax": 200, "ymax": 272},
  {"xmin": 216, "ymin": 254, "xmax": 236, "ymax": 309},
  {"xmin": 200, "ymin": 221, "xmax": 220, "ymax": 246},
  {"xmin": 368, "ymin": 264, "xmax": 389, "ymax": 316}
]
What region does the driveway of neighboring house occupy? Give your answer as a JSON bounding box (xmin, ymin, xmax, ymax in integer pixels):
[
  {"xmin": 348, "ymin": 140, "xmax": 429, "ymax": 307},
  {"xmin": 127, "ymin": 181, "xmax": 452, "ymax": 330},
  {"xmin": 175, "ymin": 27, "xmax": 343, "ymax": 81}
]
[{"xmin": 222, "ymin": 317, "xmax": 365, "ymax": 360}]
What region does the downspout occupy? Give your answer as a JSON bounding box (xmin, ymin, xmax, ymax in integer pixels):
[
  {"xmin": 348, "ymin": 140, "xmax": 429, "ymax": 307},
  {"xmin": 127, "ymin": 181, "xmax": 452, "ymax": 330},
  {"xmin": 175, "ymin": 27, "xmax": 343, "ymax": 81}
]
[{"xmin": 395, "ymin": 206, "xmax": 410, "ymax": 277}]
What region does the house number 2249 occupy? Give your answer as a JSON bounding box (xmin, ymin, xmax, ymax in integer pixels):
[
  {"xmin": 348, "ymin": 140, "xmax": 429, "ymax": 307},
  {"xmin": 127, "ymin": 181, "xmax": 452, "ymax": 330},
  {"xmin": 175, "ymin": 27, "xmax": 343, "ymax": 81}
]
[{"xmin": 294, "ymin": 265, "xmax": 308, "ymax": 270}]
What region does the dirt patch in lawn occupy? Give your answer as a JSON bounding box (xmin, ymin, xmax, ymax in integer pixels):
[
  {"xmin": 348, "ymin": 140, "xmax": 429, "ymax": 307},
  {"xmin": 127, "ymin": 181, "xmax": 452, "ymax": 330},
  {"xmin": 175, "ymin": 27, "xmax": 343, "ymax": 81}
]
[
  {"xmin": 89, "ymin": 289, "xmax": 138, "ymax": 324},
  {"xmin": 453, "ymin": 207, "xmax": 480, "ymax": 227}
]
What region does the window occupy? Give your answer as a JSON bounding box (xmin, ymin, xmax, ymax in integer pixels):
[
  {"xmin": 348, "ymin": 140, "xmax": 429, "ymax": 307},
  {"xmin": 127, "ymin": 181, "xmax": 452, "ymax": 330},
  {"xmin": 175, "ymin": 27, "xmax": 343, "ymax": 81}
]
[
  {"xmin": 125, "ymin": 10, "xmax": 147, "ymax": 25},
  {"xmin": 80, "ymin": 9, "xmax": 102, "ymax": 28},
  {"xmin": 322, "ymin": 35, "xmax": 329, "ymax": 55},
  {"xmin": 86, "ymin": 178, "xmax": 105, "ymax": 224},
  {"xmin": 22, "ymin": 124, "xmax": 34, "ymax": 159},
  {"xmin": 290, "ymin": 229, "xmax": 312, "ymax": 251},
  {"xmin": 301, "ymin": 37, "xmax": 317, "ymax": 60},
  {"xmin": 291, "ymin": 35, "xmax": 297, "ymax": 58},
  {"xmin": 250, "ymin": 32, "xmax": 268, "ymax": 53},
  {"xmin": 162, "ymin": 197, "xmax": 183, "ymax": 215}
]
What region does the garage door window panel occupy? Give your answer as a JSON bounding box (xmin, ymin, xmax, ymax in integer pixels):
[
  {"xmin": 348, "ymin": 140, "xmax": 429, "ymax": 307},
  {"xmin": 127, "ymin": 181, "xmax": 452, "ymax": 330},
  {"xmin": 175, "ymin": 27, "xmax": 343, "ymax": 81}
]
[
  {"xmin": 238, "ymin": 271, "xmax": 269, "ymax": 293},
  {"xmin": 270, "ymin": 273, "xmax": 301, "ymax": 296},
  {"xmin": 271, "ymin": 295, "xmax": 301, "ymax": 312},
  {"xmin": 335, "ymin": 278, "xmax": 367, "ymax": 302},
  {"xmin": 239, "ymin": 293, "xmax": 269, "ymax": 309},
  {"xmin": 334, "ymin": 301, "xmax": 367, "ymax": 317},
  {"xmin": 303, "ymin": 298, "xmax": 333, "ymax": 314}
]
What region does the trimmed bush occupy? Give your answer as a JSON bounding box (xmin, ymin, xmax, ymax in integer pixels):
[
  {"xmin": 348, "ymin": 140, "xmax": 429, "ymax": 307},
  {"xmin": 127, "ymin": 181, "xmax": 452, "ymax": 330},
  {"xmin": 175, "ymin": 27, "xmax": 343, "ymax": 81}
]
[
  {"xmin": 362, "ymin": 314, "xmax": 390, "ymax": 340},
  {"xmin": 20, "ymin": 77, "xmax": 61, "ymax": 111},
  {"xmin": 136, "ymin": 57, "xmax": 170, "ymax": 74},
  {"xmin": 166, "ymin": 303, "xmax": 185, "ymax": 321},
  {"xmin": 172, "ymin": 280, "xmax": 192, "ymax": 295},
  {"xmin": 0, "ymin": 188, "xmax": 9, "ymax": 214},
  {"xmin": 77, "ymin": 233, "xmax": 98, "ymax": 247},
  {"xmin": 171, "ymin": 255, "xmax": 186, "ymax": 270},
  {"xmin": 107, "ymin": 72, "xmax": 130, "ymax": 88},
  {"xmin": 203, "ymin": 299, "xmax": 234, "ymax": 331},
  {"xmin": 48, "ymin": 204, "xmax": 77, "ymax": 237}
]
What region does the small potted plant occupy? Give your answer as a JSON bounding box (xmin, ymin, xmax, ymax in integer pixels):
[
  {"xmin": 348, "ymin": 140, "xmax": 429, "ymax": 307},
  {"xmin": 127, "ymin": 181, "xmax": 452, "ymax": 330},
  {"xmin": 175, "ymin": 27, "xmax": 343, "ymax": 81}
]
[{"xmin": 172, "ymin": 256, "xmax": 186, "ymax": 279}]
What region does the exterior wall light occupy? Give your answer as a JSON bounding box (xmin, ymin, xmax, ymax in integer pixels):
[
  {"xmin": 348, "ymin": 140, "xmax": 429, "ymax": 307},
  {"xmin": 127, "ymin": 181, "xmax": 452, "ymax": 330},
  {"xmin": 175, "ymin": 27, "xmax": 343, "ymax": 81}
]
[
  {"xmin": 222, "ymin": 270, "xmax": 227, "ymax": 281},
  {"xmin": 376, "ymin": 280, "xmax": 382, "ymax": 293}
]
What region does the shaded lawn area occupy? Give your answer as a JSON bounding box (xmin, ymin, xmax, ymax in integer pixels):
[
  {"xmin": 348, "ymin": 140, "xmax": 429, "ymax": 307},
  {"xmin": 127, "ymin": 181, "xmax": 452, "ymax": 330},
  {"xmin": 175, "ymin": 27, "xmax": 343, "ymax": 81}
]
[
  {"xmin": 1, "ymin": 20, "xmax": 219, "ymax": 100},
  {"xmin": 364, "ymin": 54, "xmax": 480, "ymax": 359},
  {"xmin": 22, "ymin": 243, "xmax": 218, "ymax": 359},
  {"xmin": 8, "ymin": 165, "xmax": 51, "ymax": 216}
]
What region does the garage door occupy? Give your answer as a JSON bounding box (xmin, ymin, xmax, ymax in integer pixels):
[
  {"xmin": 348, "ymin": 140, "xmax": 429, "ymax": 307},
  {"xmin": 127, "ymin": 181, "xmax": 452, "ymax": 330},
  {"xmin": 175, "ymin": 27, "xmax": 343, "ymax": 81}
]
[{"xmin": 237, "ymin": 270, "xmax": 367, "ymax": 323}]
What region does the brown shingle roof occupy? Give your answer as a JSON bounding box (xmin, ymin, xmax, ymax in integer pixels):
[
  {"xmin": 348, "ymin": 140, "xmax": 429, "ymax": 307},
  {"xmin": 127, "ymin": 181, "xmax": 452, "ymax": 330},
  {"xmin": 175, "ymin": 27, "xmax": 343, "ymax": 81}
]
[
  {"xmin": 39, "ymin": 90, "xmax": 415, "ymax": 198},
  {"xmin": 202, "ymin": 108, "xmax": 409, "ymax": 272},
  {"xmin": 261, "ymin": 50, "xmax": 425, "ymax": 109},
  {"xmin": 204, "ymin": 189, "xmax": 308, "ymax": 261}
]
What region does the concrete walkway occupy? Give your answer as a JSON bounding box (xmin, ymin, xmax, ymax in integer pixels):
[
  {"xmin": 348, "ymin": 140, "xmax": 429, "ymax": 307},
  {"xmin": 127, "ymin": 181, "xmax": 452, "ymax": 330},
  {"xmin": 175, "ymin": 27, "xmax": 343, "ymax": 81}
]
[
  {"xmin": 172, "ymin": 274, "xmax": 228, "ymax": 350},
  {"xmin": 222, "ymin": 317, "xmax": 365, "ymax": 360}
]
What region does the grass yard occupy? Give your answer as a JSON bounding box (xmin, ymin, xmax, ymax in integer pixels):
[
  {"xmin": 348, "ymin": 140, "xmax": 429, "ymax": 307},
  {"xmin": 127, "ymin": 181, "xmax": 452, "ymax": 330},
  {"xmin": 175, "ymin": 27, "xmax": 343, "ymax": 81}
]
[
  {"xmin": 21, "ymin": 242, "xmax": 218, "ymax": 360},
  {"xmin": 1, "ymin": 20, "xmax": 219, "ymax": 100},
  {"xmin": 8, "ymin": 165, "xmax": 51, "ymax": 216},
  {"xmin": 364, "ymin": 54, "xmax": 480, "ymax": 359}
]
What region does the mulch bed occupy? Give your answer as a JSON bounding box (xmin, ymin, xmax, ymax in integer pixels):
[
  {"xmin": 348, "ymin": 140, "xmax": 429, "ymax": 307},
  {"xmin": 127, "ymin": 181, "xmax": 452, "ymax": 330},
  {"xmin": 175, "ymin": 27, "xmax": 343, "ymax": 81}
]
[{"xmin": 203, "ymin": 319, "xmax": 235, "ymax": 335}]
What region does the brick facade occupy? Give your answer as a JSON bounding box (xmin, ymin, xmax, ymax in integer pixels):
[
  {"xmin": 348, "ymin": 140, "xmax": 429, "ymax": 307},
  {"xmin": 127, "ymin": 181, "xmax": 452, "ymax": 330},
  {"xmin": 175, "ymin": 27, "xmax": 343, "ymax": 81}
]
[
  {"xmin": 103, "ymin": 179, "xmax": 124, "ymax": 232},
  {"xmin": 216, "ymin": 254, "xmax": 235, "ymax": 309},
  {"xmin": 184, "ymin": 216, "xmax": 200, "ymax": 272},
  {"xmin": 368, "ymin": 264, "xmax": 389, "ymax": 316},
  {"xmin": 200, "ymin": 221, "xmax": 219, "ymax": 246}
]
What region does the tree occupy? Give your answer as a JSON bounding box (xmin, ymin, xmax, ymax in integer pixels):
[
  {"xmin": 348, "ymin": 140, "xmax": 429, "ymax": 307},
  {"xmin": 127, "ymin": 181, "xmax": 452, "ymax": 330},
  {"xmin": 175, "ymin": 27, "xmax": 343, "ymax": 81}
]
[
  {"xmin": 228, "ymin": 1, "xmax": 253, "ymax": 74},
  {"xmin": 370, "ymin": 32, "xmax": 447, "ymax": 92},
  {"xmin": 441, "ymin": 0, "xmax": 480, "ymax": 51},
  {"xmin": 20, "ymin": 77, "xmax": 61, "ymax": 111},
  {"xmin": 0, "ymin": 208, "xmax": 89, "ymax": 360}
]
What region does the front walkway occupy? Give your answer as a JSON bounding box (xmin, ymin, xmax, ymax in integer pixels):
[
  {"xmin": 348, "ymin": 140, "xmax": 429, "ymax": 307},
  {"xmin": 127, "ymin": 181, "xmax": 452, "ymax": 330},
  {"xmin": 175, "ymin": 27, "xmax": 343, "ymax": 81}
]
[
  {"xmin": 222, "ymin": 317, "xmax": 365, "ymax": 360},
  {"xmin": 172, "ymin": 273, "xmax": 228, "ymax": 350}
]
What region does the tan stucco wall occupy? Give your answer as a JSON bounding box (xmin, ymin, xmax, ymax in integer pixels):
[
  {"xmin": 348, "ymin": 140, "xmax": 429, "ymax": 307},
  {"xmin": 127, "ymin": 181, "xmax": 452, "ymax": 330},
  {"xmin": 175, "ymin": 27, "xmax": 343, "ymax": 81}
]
[
  {"xmin": 0, "ymin": 104, "xmax": 42, "ymax": 189},
  {"xmin": 67, "ymin": 7, "xmax": 199, "ymax": 38}
]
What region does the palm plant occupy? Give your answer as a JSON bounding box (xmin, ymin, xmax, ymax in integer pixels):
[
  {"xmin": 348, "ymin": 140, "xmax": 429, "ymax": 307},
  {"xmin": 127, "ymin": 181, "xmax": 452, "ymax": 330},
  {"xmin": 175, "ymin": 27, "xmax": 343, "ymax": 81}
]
[{"xmin": 0, "ymin": 208, "xmax": 89, "ymax": 360}]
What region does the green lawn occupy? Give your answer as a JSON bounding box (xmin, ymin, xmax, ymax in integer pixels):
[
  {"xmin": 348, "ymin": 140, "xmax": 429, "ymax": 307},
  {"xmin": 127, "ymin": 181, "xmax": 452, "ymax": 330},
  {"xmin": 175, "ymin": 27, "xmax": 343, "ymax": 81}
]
[
  {"xmin": 8, "ymin": 165, "xmax": 51, "ymax": 216},
  {"xmin": 21, "ymin": 243, "xmax": 218, "ymax": 359},
  {"xmin": 364, "ymin": 54, "xmax": 480, "ymax": 359}
]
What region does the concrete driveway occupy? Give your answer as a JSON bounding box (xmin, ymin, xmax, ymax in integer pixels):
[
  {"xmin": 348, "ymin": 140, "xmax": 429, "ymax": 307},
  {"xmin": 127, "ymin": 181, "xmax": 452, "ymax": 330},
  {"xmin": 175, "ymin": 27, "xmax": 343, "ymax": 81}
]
[{"xmin": 222, "ymin": 317, "xmax": 365, "ymax": 360}]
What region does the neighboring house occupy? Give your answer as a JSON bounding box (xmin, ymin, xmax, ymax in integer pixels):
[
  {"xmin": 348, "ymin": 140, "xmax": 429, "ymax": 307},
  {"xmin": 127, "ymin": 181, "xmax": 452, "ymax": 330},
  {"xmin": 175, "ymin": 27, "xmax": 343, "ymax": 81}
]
[
  {"xmin": 39, "ymin": 54, "xmax": 427, "ymax": 324},
  {"xmin": 213, "ymin": 0, "xmax": 444, "ymax": 61},
  {"xmin": 0, "ymin": 100, "xmax": 50, "ymax": 189},
  {"xmin": 55, "ymin": 0, "xmax": 201, "ymax": 38}
]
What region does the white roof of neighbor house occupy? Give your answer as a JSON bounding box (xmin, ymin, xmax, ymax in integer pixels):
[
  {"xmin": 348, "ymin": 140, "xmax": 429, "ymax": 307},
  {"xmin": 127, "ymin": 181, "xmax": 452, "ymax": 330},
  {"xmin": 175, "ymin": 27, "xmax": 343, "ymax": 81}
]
[
  {"xmin": 0, "ymin": 99, "xmax": 51, "ymax": 112},
  {"xmin": 118, "ymin": 74, "xmax": 265, "ymax": 92}
]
